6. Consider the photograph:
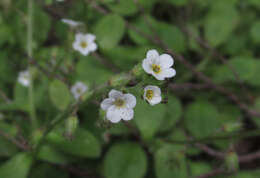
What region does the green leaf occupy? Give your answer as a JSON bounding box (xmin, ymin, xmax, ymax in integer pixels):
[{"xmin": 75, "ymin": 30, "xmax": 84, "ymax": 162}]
[
  {"xmin": 0, "ymin": 152, "xmax": 33, "ymax": 178},
  {"xmin": 102, "ymin": 46, "xmax": 151, "ymax": 70},
  {"xmin": 250, "ymin": 21, "xmax": 260, "ymax": 44},
  {"xmin": 47, "ymin": 128, "xmax": 101, "ymax": 158},
  {"xmin": 135, "ymin": 98, "xmax": 167, "ymax": 140},
  {"xmin": 212, "ymin": 56, "xmax": 260, "ymax": 86},
  {"xmin": 75, "ymin": 56, "xmax": 113, "ymax": 85},
  {"xmin": 168, "ymin": 0, "xmax": 188, "ymax": 6},
  {"xmin": 189, "ymin": 161, "xmax": 211, "ymax": 176},
  {"xmin": 159, "ymin": 95, "xmax": 182, "ymax": 132},
  {"xmin": 204, "ymin": 2, "xmax": 239, "ymax": 47},
  {"xmin": 184, "ymin": 101, "xmax": 221, "ymax": 138},
  {"xmin": 49, "ymin": 79, "xmax": 72, "ymax": 110},
  {"xmin": 94, "ymin": 14, "xmax": 125, "ymax": 49},
  {"xmin": 34, "ymin": 5, "xmax": 51, "ymax": 46},
  {"xmin": 108, "ymin": 0, "xmax": 137, "ymax": 16},
  {"xmin": 253, "ymin": 97, "xmax": 260, "ymax": 128},
  {"xmin": 155, "ymin": 144, "xmax": 188, "ymax": 178},
  {"xmin": 128, "ymin": 16, "xmax": 186, "ymax": 52},
  {"xmin": 14, "ymin": 82, "xmax": 29, "ymax": 112},
  {"xmin": 104, "ymin": 142, "xmax": 147, "ymax": 178},
  {"xmin": 37, "ymin": 145, "xmax": 71, "ymax": 164},
  {"xmin": 29, "ymin": 163, "xmax": 69, "ymax": 178},
  {"xmin": 0, "ymin": 122, "xmax": 18, "ymax": 156}
]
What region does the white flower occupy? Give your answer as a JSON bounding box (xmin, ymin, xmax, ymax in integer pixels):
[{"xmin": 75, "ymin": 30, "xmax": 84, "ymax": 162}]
[
  {"xmin": 61, "ymin": 19, "xmax": 83, "ymax": 28},
  {"xmin": 143, "ymin": 85, "xmax": 162, "ymax": 105},
  {"xmin": 71, "ymin": 82, "xmax": 88, "ymax": 100},
  {"xmin": 18, "ymin": 70, "xmax": 30, "ymax": 87},
  {"xmin": 100, "ymin": 89, "xmax": 136, "ymax": 123},
  {"xmin": 73, "ymin": 33, "xmax": 97, "ymax": 56},
  {"xmin": 142, "ymin": 49, "xmax": 176, "ymax": 80}
]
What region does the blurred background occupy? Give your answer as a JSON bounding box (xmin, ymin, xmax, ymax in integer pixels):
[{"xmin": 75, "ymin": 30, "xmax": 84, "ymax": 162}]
[{"xmin": 1, "ymin": 0, "xmax": 260, "ymax": 177}]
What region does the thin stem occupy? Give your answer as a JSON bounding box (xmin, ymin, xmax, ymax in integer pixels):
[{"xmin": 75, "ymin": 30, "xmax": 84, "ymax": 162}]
[
  {"xmin": 32, "ymin": 102, "xmax": 79, "ymax": 160},
  {"xmin": 27, "ymin": 0, "xmax": 37, "ymax": 129},
  {"xmin": 163, "ymin": 129, "xmax": 260, "ymax": 145}
]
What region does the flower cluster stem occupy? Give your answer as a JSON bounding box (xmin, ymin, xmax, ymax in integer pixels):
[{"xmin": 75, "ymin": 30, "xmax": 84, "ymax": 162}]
[{"xmin": 27, "ymin": 0, "xmax": 37, "ymax": 130}]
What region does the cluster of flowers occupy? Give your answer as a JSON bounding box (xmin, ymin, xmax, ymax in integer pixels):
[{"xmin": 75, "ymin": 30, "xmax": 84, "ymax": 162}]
[
  {"xmin": 17, "ymin": 19, "xmax": 176, "ymax": 123},
  {"xmin": 101, "ymin": 49, "xmax": 176, "ymax": 123}
]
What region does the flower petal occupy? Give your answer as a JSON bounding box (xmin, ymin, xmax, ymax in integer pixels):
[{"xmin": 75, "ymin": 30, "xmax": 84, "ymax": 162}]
[
  {"xmin": 120, "ymin": 108, "xmax": 134, "ymax": 121},
  {"xmin": 149, "ymin": 96, "xmax": 162, "ymax": 106},
  {"xmin": 72, "ymin": 41, "xmax": 80, "ymax": 51},
  {"xmin": 124, "ymin": 93, "xmax": 136, "ymax": 108},
  {"xmin": 101, "ymin": 98, "xmax": 114, "ymax": 110},
  {"xmin": 106, "ymin": 106, "xmax": 121, "ymax": 123},
  {"xmin": 85, "ymin": 34, "xmax": 96, "ymax": 42},
  {"xmin": 108, "ymin": 89, "xmax": 123, "ymax": 99},
  {"xmin": 146, "ymin": 49, "xmax": 159, "ymax": 59},
  {"xmin": 162, "ymin": 68, "xmax": 176, "ymax": 78},
  {"xmin": 75, "ymin": 33, "xmax": 84, "ymax": 41},
  {"xmin": 142, "ymin": 58, "xmax": 153, "ymax": 74},
  {"xmin": 88, "ymin": 43, "xmax": 97, "ymax": 52},
  {"xmin": 79, "ymin": 48, "xmax": 90, "ymax": 56},
  {"xmin": 152, "ymin": 73, "xmax": 165, "ymax": 81},
  {"xmin": 159, "ymin": 54, "xmax": 174, "ymax": 68}
]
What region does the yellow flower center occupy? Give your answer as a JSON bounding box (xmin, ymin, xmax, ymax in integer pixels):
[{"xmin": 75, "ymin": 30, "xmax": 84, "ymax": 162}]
[
  {"xmin": 145, "ymin": 90, "xmax": 154, "ymax": 100},
  {"xmin": 114, "ymin": 98, "xmax": 125, "ymax": 107},
  {"xmin": 76, "ymin": 88, "xmax": 82, "ymax": 94},
  {"xmin": 80, "ymin": 41, "xmax": 88, "ymax": 48},
  {"xmin": 152, "ymin": 64, "xmax": 161, "ymax": 74}
]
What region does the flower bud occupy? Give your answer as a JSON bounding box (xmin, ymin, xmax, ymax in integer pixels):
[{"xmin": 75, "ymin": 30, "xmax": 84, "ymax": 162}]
[
  {"xmin": 108, "ymin": 73, "xmax": 131, "ymax": 87},
  {"xmin": 225, "ymin": 151, "xmax": 239, "ymax": 172},
  {"xmin": 31, "ymin": 129, "xmax": 43, "ymax": 147},
  {"xmin": 64, "ymin": 116, "xmax": 79, "ymax": 140}
]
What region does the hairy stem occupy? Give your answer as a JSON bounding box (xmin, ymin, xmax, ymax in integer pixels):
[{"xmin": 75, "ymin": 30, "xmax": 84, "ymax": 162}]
[{"xmin": 27, "ymin": 0, "xmax": 37, "ymax": 130}]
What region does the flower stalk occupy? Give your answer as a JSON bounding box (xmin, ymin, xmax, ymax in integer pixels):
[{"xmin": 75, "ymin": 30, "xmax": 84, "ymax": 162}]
[{"xmin": 27, "ymin": 0, "xmax": 37, "ymax": 130}]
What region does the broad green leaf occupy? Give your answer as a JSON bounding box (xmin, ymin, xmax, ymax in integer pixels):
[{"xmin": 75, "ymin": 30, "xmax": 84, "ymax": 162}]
[
  {"xmin": 204, "ymin": 2, "xmax": 239, "ymax": 47},
  {"xmin": 128, "ymin": 16, "xmax": 186, "ymax": 52},
  {"xmin": 49, "ymin": 79, "xmax": 72, "ymax": 110},
  {"xmin": 37, "ymin": 145, "xmax": 72, "ymax": 164},
  {"xmin": 102, "ymin": 46, "xmax": 151, "ymax": 70},
  {"xmin": 248, "ymin": 0, "xmax": 260, "ymax": 9},
  {"xmin": 108, "ymin": 0, "xmax": 137, "ymax": 16},
  {"xmin": 189, "ymin": 161, "xmax": 211, "ymax": 176},
  {"xmin": 135, "ymin": 98, "xmax": 167, "ymax": 140},
  {"xmin": 0, "ymin": 122, "xmax": 18, "ymax": 156},
  {"xmin": 34, "ymin": 5, "xmax": 51, "ymax": 46},
  {"xmin": 29, "ymin": 163, "xmax": 69, "ymax": 178},
  {"xmin": 184, "ymin": 101, "xmax": 221, "ymax": 138},
  {"xmin": 168, "ymin": 0, "xmax": 188, "ymax": 6},
  {"xmin": 155, "ymin": 144, "xmax": 188, "ymax": 178},
  {"xmin": 250, "ymin": 21, "xmax": 260, "ymax": 43},
  {"xmin": 159, "ymin": 95, "xmax": 182, "ymax": 132},
  {"xmin": 212, "ymin": 56, "xmax": 260, "ymax": 86},
  {"xmin": 0, "ymin": 152, "xmax": 33, "ymax": 178},
  {"xmin": 14, "ymin": 82, "xmax": 29, "ymax": 112},
  {"xmin": 94, "ymin": 14, "xmax": 125, "ymax": 49},
  {"xmin": 253, "ymin": 97, "xmax": 260, "ymax": 128},
  {"xmin": 104, "ymin": 142, "xmax": 147, "ymax": 178},
  {"xmin": 75, "ymin": 56, "xmax": 113, "ymax": 85},
  {"xmin": 47, "ymin": 128, "xmax": 101, "ymax": 158}
]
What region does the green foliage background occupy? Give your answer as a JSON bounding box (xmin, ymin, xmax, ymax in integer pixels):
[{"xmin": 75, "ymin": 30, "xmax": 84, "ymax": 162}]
[{"xmin": 0, "ymin": 0, "xmax": 260, "ymax": 177}]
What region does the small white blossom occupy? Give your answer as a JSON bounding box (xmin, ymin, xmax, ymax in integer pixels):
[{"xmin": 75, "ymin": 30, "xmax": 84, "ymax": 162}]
[
  {"xmin": 73, "ymin": 33, "xmax": 97, "ymax": 56},
  {"xmin": 61, "ymin": 19, "xmax": 83, "ymax": 28},
  {"xmin": 101, "ymin": 89, "xmax": 136, "ymax": 123},
  {"xmin": 71, "ymin": 82, "xmax": 88, "ymax": 100},
  {"xmin": 18, "ymin": 70, "xmax": 30, "ymax": 87},
  {"xmin": 143, "ymin": 85, "xmax": 162, "ymax": 105},
  {"xmin": 142, "ymin": 49, "xmax": 176, "ymax": 80}
]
